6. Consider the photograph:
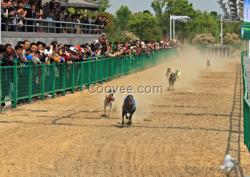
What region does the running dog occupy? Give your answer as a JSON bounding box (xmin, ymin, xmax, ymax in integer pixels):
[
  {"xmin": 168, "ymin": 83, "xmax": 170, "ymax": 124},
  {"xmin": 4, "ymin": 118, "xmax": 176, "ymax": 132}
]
[
  {"xmin": 207, "ymin": 59, "xmax": 211, "ymax": 68},
  {"xmin": 122, "ymin": 95, "xmax": 136, "ymax": 127},
  {"xmin": 166, "ymin": 68, "xmax": 172, "ymax": 79},
  {"xmin": 166, "ymin": 68, "xmax": 178, "ymax": 90},
  {"xmin": 168, "ymin": 72, "xmax": 177, "ymax": 90},
  {"xmin": 104, "ymin": 89, "xmax": 116, "ymax": 113}
]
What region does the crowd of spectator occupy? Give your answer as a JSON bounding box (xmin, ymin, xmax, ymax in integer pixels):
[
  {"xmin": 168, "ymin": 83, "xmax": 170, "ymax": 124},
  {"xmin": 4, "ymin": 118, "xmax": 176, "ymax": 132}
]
[
  {"xmin": 0, "ymin": 33, "xmax": 171, "ymax": 66},
  {"xmin": 1, "ymin": 0, "xmax": 108, "ymax": 33},
  {"xmin": 0, "ymin": 34, "xmax": 173, "ymax": 107}
]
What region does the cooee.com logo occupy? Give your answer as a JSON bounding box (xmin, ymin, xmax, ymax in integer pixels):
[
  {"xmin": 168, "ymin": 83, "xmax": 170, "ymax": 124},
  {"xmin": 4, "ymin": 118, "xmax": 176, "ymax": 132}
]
[{"xmin": 87, "ymin": 85, "xmax": 163, "ymax": 95}]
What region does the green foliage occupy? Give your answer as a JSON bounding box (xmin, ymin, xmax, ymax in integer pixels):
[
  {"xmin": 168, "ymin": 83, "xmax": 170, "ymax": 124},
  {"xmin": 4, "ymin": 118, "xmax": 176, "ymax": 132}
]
[
  {"xmin": 99, "ymin": 0, "xmax": 111, "ymax": 12},
  {"xmin": 97, "ymin": 12, "xmax": 114, "ymax": 26},
  {"xmin": 67, "ymin": 7, "xmax": 76, "ymax": 15},
  {"xmin": 115, "ymin": 5, "xmax": 132, "ymax": 30},
  {"xmin": 107, "ymin": 6, "xmax": 162, "ymax": 42},
  {"xmin": 105, "ymin": 0, "xmax": 241, "ymax": 43},
  {"xmin": 120, "ymin": 31, "xmax": 140, "ymax": 42},
  {"xmin": 151, "ymin": 0, "xmax": 167, "ymax": 34},
  {"xmin": 189, "ymin": 11, "xmax": 220, "ymax": 41},
  {"xmin": 151, "ymin": 0, "xmax": 196, "ymax": 38},
  {"xmin": 150, "ymin": 0, "xmax": 240, "ymax": 43},
  {"xmin": 128, "ymin": 12, "xmax": 162, "ymax": 41},
  {"xmin": 223, "ymin": 22, "xmax": 241, "ymax": 34}
]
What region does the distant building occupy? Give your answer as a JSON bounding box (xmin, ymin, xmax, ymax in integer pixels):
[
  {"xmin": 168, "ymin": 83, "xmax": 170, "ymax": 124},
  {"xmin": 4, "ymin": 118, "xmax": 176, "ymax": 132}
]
[{"xmin": 217, "ymin": 0, "xmax": 243, "ymax": 20}]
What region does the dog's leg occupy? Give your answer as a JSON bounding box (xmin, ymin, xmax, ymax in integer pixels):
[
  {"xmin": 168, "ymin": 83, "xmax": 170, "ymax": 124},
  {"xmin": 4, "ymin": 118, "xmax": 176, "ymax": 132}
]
[
  {"xmin": 128, "ymin": 114, "xmax": 132, "ymax": 125},
  {"xmin": 109, "ymin": 102, "xmax": 112, "ymax": 112},
  {"xmin": 122, "ymin": 112, "xmax": 124, "ymax": 126},
  {"xmin": 125, "ymin": 113, "xmax": 129, "ymax": 119},
  {"xmin": 169, "ymin": 82, "xmax": 172, "ymax": 90},
  {"xmin": 104, "ymin": 101, "xmax": 106, "ymax": 113},
  {"xmin": 128, "ymin": 109, "xmax": 136, "ymax": 126}
]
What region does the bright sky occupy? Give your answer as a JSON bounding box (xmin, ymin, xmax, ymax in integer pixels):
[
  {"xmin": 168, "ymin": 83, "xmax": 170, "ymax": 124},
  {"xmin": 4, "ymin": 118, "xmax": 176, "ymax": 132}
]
[{"xmin": 107, "ymin": 0, "xmax": 222, "ymax": 14}]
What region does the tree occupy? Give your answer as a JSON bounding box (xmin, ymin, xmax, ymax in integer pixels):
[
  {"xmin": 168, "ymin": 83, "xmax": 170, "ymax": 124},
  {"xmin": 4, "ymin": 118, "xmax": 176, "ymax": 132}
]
[
  {"xmin": 143, "ymin": 10, "xmax": 151, "ymax": 14},
  {"xmin": 115, "ymin": 5, "xmax": 132, "ymax": 30},
  {"xmin": 151, "ymin": 0, "xmax": 168, "ymax": 35},
  {"xmin": 99, "ymin": 0, "xmax": 111, "ymax": 12},
  {"xmin": 210, "ymin": 11, "xmax": 218, "ymax": 17},
  {"xmin": 151, "ymin": 0, "xmax": 196, "ymax": 39},
  {"xmin": 128, "ymin": 12, "xmax": 162, "ymax": 41},
  {"xmin": 120, "ymin": 31, "xmax": 140, "ymax": 42},
  {"xmin": 189, "ymin": 11, "xmax": 220, "ymax": 41},
  {"xmin": 223, "ymin": 22, "xmax": 241, "ymax": 34}
]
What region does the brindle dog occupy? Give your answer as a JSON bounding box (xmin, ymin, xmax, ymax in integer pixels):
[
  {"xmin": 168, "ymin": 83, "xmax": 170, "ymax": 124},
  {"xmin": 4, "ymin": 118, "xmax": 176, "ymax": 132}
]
[{"xmin": 122, "ymin": 95, "xmax": 136, "ymax": 127}]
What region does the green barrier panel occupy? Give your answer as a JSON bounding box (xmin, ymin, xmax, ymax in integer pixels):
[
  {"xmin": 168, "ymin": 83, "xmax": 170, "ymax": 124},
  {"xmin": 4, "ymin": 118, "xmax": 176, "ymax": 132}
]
[
  {"xmin": 17, "ymin": 65, "xmax": 29, "ymax": 100},
  {"xmin": 1, "ymin": 66, "xmax": 14, "ymax": 104},
  {"xmin": 32, "ymin": 64, "xmax": 43, "ymax": 97},
  {"xmin": 241, "ymin": 51, "xmax": 250, "ymax": 152},
  {"xmin": 74, "ymin": 62, "xmax": 81, "ymax": 89},
  {"xmin": 44, "ymin": 64, "xmax": 52, "ymax": 94},
  {"xmin": 55, "ymin": 64, "xmax": 64, "ymax": 92},
  {"xmin": 0, "ymin": 48, "xmax": 177, "ymax": 108}
]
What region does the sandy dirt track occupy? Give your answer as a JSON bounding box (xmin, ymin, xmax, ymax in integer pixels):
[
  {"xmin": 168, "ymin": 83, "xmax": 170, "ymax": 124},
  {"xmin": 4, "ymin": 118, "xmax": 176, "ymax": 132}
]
[{"xmin": 0, "ymin": 48, "xmax": 249, "ymax": 177}]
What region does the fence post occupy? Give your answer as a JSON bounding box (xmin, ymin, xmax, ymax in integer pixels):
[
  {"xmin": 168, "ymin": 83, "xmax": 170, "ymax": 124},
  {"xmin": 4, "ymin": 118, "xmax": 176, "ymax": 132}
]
[
  {"xmin": 72, "ymin": 62, "xmax": 75, "ymax": 93},
  {"xmin": 52, "ymin": 63, "xmax": 56, "ymax": 98},
  {"xmin": 101, "ymin": 59, "xmax": 104, "ymax": 83},
  {"xmin": 88, "ymin": 60, "xmax": 91, "ymax": 87},
  {"xmin": 80, "ymin": 61, "xmax": 84, "ymax": 91},
  {"xmin": 95, "ymin": 59, "xmax": 98, "ymax": 83},
  {"xmin": 41, "ymin": 64, "xmax": 45, "ymax": 100},
  {"xmin": 62, "ymin": 63, "xmax": 66, "ymax": 96},
  {"xmin": 28, "ymin": 62, "xmax": 32, "ymax": 103},
  {"xmin": 0, "ymin": 61, "xmax": 2, "ymax": 106},
  {"xmin": 107, "ymin": 58, "xmax": 109, "ymax": 80},
  {"xmin": 112, "ymin": 58, "xmax": 115, "ymax": 79},
  {"xmin": 12, "ymin": 61, "xmax": 18, "ymax": 108}
]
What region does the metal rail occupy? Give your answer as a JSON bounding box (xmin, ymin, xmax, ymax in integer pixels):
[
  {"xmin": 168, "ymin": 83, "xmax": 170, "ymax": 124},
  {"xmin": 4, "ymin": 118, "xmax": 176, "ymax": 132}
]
[{"xmin": 1, "ymin": 17, "xmax": 104, "ymax": 34}]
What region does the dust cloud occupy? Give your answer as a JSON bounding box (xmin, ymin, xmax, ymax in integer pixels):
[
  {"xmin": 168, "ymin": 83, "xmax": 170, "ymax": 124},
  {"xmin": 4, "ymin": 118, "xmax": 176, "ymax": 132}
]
[{"xmin": 91, "ymin": 46, "xmax": 236, "ymax": 123}]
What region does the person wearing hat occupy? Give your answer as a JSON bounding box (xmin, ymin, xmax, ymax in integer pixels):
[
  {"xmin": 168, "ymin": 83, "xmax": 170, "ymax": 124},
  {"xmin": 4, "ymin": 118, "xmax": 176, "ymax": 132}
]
[
  {"xmin": 99, "ymin": 33, "xmax": 108, "ymax": 45},
  {"xmin": 69, "ymin": 47, "xmax": 80, "ymax": 62}
]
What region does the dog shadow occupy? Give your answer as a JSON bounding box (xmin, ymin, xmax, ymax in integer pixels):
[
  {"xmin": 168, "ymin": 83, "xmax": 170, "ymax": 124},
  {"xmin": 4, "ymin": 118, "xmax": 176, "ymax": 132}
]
[
  {"xmin": 100, "ymin": 113, "xmax": 110, "ymax": 118},
  {"xmin": 112, "ymin": 124, "xmax": 132, "ymax": 129}
]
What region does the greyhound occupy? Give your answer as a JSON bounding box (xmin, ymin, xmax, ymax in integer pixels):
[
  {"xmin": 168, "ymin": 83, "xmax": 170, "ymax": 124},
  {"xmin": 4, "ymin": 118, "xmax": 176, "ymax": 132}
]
[
  {"xmin": 168, "ymin": 72, "xmax": 177, "ymax": 90},
  {"xmin": 207, "ymin": 59, "xmax": 211, "ymax": 68},
  {"xmin": 104, "ymin": 89, "xmax": 116, "ymax": 113},
  {"xmin": 166, "ymin": 68, "xmax": 177, "ymax": 90},
  {"xmin": 122, "ymin": 95, "xmax": 136, "ymax": 127},
  {"xmin": 166, "ymin": 68, "xmax": 172, "ymax": 79}
]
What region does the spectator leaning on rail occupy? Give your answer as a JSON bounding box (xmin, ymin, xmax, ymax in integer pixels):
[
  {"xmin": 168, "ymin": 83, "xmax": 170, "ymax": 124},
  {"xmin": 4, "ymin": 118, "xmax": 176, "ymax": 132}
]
[
  {"xmin": 0, "ymin": 37, "xmax": 173, "ymax": 66},
  {"xmin": 0, "ymin": 38, "xmax": 173, "ymax": 106},
  {"xmin": 2, "ymin": 44, "xmax": 15, "ymax": 66},
  {"xmin": 0, "ymin": 43, "xmax": 28, "ymax": 106}
]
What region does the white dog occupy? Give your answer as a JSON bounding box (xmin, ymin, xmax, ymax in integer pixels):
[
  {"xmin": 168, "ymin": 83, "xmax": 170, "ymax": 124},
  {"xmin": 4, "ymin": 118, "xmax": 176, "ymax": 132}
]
[
  {"xmin": 220, "ymin": 154, "xmax": 236, "ymax": 174},
  {"xmin": 104, "ymin": 89, "xmax": 116, "ymax": 113}
]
